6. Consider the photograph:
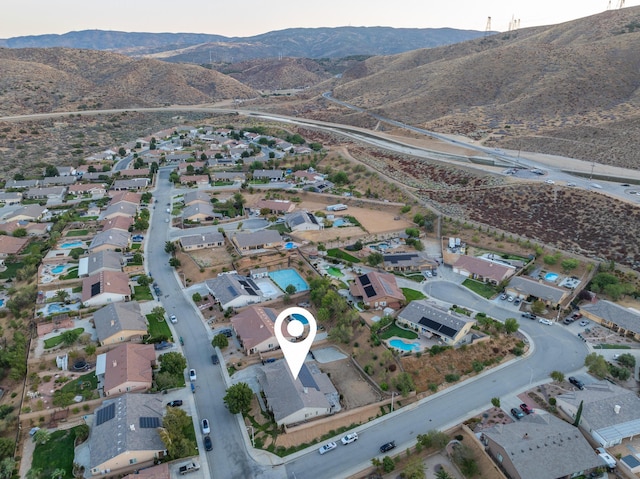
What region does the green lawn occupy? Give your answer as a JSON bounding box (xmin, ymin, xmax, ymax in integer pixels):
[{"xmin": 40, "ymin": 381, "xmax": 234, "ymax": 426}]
[
  {"xmin": 65, "ymin": 229, "xmax": 88, "ymax": 237},
  {"xmin": 133, "ymin": 285, "xmax": 153, "ymax": 300},
  {"xmin": 60, "ymin": 267, "xmax": 79, "ymax": 280},
  {"xmin": 0, "ymin": 261, "xmax": 23, "ymax": 279},
  {"xmin": 379, "ymin": 323, "xmax": 419, "ymax": 340},
  {"xmin": 401, "ymin": 288, "xmax": 426, "ymax": 302},
  {"xmin": 60, "ymin": 371, "xmax": 98, "ymax": 400},
  {"xmin": 462, "ymin": 278, "xmax": 499, "ymax": 299},
  {"xmin": 146, "ymin": 314, "xmax": 173, "ymax": 341},
  {"xmin": 131, "ymin": 243, "xmax": 142, "ymax": 249},
  {"xmin": 267, "ymin": 223, "xmax": 290, "ymax": 234},
  {"xmin": 44, "ymin": 328, "xmax": 84, "ymax": 349},
  {"xmin": 326, "ymin": 248, "xmax": 361, "ymax": 263},
  {"xmin": 31, "ymin": 427, "xmax": 81, "ymax": 478}
]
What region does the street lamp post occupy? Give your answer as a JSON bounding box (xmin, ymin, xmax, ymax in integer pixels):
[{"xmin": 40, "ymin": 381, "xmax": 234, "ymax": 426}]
[
  {"xmin": 391, "ymin": 392, "xmax": 397, "ymax": 412},
  {"xmin": 247, "ymin": 425, "xmax": 255, "ymax": 447}
]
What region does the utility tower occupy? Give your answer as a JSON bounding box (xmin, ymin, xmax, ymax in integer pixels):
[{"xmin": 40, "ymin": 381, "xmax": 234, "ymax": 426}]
[
  {"xmin": 618, "ymin": 0, "xmax": 626, "ymax": 8},
  {"xmin": 485, "ymin": 16, "xmax": 491, "ymax": 37},
  {"xmin": 508, "ymin": 15, "xmax": 520, "ymax": 31}
]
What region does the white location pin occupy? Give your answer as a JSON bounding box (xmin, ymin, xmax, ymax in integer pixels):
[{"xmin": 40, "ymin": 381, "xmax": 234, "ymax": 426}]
[{"xmin": 274, "ymin": 306, "xmax": 317, "ymax": 380}]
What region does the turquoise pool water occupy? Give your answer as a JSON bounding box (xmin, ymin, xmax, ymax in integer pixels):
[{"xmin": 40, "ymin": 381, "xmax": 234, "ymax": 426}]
[
  {"xmin": 284, "ymin": 242, "xmax": 296, "ymax": 249},
  {"xmin": 544, "ymin": 272, "xmax": 559, "ymax": 282},
  {"xmin": 333, "ymin": 218, "xmax": 346, "ymax": 227},
  {"xmin": 0, "ymin": 299, "xmax": 4, "ymax": 307},
  {"xmin": 327, "ymin": 266, "xmax": 344, "ymax": 278},
  {"xmin": 291, "ymin": 313, "xmax": 308, "ymax": 325},
  {"xmin": 389, "ymin": 339, "xmax": 420, "ymax": 352},
  {"xmin": 51, "ymin": 265, "xmax": 66, "ymax": 274},
  {"xmin": 60, "ymin": 240, "xmax": 84, "ymax": 249},
  {"xmin": 269, "ymin": 269, "xmax": 309, "ymax": 292}
]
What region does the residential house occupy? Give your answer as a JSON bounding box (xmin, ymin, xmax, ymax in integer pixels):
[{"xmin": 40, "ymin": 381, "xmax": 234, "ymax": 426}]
[
  {"xmin": 0, "ymin": 235, "xmax": 29, "ymax": 257},
  {"xmin": 87, "ymin": 394, "xmax": 165, "ymax": 476},
  {"xmin": 53, "ymin": 166, "xmax": 77, "ymax": 176},
  {"xmin": 102, "ymin": 201, "xmax": 138, "ymax": 220},
  {"xmin": 213, "ymin": 171, "xmax": 246, "ymax": 183},
  {"xmin": 452, "ymin": 255, "xmax": 516, "ymax": 285},
  {"xmin": 23, "ymin": 187, "xmax": 66, "ymax": 201},
  {"xmin": 579, "ymin": 299, "xmax": 640, "ymax": 340},
  {"xmin": 111, "ymin": 178, "xmax": 149, "ymax": 191},
  {"xmin": 165, "ymin": 153, "xmax": 192, "ymax": 163},
  {"xmin": 179, "ymin": 232, "xmax": 224, "ymax": 251},
  {"xmin": 97, "ymin": 343, "xmax": 156, "ymax": 396},
  {"xmin": 82, "ymin": 270, "xmax": 132, "ymax": 308},
  {"xmin": 258, "ymin": 360, "xmax": 341, "ymax": 427},
  {"xmin": 179, "ymin": 175, "xmax": 210, "ymax": 186},
  {"xmin": 78, "ymin": 250, "xmax": 124, "ymax": 277},
  {"xmin": 68, "ymin": 183, "xmax": 107, "ymax": 197},
  {"xmin": 286, "ymin": 211, "xmax": 322, "ymax": 232},
  {"xmin": 101, "ymin": 215, "xmax": 134, "ymax": 233},
  {"xmin": 382, "ymin": 253, "xmax": 436, "ymax": 273},
  {"xmin": 41, "ymin": 176, "xmax": 76, "ymax": 186},
  {"xmin": 233, "ymin": 230, "xmax": 282, "ymax": 252},
  {"xmin": 349, "ymin": 272, "xmax": 405, "ymax": 310},
  {"xmin": 4, "ymin": 204, "xmax": 47, "ymax": 222},
  {"xmin": 118, "ymin": 169, "xmax": 150, "ymax": 178},
  {"xmin": 178, "ymin": 161, "xmax": 205, "ymax": 174},
  {"xmin": 556, "ymin": 381, "xmax": 640, "ymax": 447},
  {"xmin": 82, "ymin": 171, "xmax": 114, "ymax": 182},
  {"xmin": 93, "ymin": 301, "xmax": 147, "ymax": 345},
  {"xmin": 481, "ymin": 412, "xmax": 604, "ymax": 479},
  {"xmin": 396, "ymin": 300, "xmax": 475, "ymax": 346},
  {"xmin": 2, "ymin": 220, "xmax": 51, "ymax": 237},
  {"xmin": 506, "ymin": 276, "xmax": 569, "ymax": 308},
  {"xmin": 89, "ymin": 230, "xmax": 131, "ymax": 253},
  {"xmin": 231, "ymin": 306, "xmax": 284, "ymax": 355},
  {"xmin": 4, "ymin": 179, "xmax": 39, "ymax": 189},
  {"xmin": 108, "ymin": 191, "xmax": 142, "ymax": 206},
  {"xmin": 0, "ymin": 191, "xmax": 22, "ymax": 205},
  {"xmin": 205, "ymin": 274, "xmax": 263, "ymax": 310},
  {"xmin": 255, "ymin": 199, "xmax": 295, "ymax": 214},
  {"xmin": 182, "ymin": 190, "xmax": 211, "ymax": 206},
  {"xmin": 122, "ymin": 463, "xmax": 169, "ymax": 479},
  {"xmin": 253, "ymin": 169, "xmax": 284, "ymax": 181},
  {"xmin": 182, "ymin": 203, "xmax": 220, "ymax": 223},
  {"xmin": 293, "ymin": 170, "xmax": 324, "ymax": 183}
]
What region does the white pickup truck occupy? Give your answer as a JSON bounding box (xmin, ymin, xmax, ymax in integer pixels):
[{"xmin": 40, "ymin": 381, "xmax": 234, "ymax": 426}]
[
  {"xmin": 596, "ymin": 447, "xmax": 617, "ymax": 470},
  {"xmin": 178, "ymin": 461, "xmax": 200, "ymax": 475}
]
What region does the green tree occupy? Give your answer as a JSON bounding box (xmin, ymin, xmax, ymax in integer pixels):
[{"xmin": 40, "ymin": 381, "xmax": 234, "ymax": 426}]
[
  {"xmin": 285, "ymin": 284, "xmax": 297, "ymax": 295},
  {"xmin": 394, "ymin": 372, "xmax": 415, "ymax": 396},
  {"xmin": 137, "ymin": 274, "xmax": 150, "ymax": 286},
  {"xmin": 491, "ymin": 397, "xmax": 500, "ymax": 408},
  {"xmin": 192, "ymin": 292, "xmax": 202, "ymax": 303},
  {"xmin": 44, "ymin": 165, "xmax": 59, "ymax": 177},
  {"xmin": 32, "ymin": 428, "xmax": 51, "ymax": 445},
  {"xmin": 223, "ymin": 382, "xmax": 254, "ymax": 414},
  {"xmin": 0, "ymin": 457, "xmax": 16, "ymax": 479},
  {"xmin": 451, "ymin": 443, "xmax": 479, "ymax": 476},
  {"xmin": 367, "ymin": 252, "xmax": 384, "ymax": 267},
  {"xmin": 573, "ymin": 400, "xmax": 583, "ymax": 426},
  {"xmin": 12, "ymin": 228, "xmax": 27, "ymax": 237},
  {"xmin": 561, "ymin": 258, "xmax": 579, "ymax": 272},
  {"xmin": 118, "ymin": 147, "xmax": 127, "ymax": 157},
  {"xmin": 403, "ymin": 458, "xmax": 426, "ymax": 479},
  {"xmin": 618, "ymin": 353, "xmax": 636, "ymax": 368},
  {"xmin": 151, "ymin": 306, "xmax": 165, "ymax": 321},
  {"xmin": 169, "ymin": 257, "xmax": 181, "ymax": 268},
  {"xmin": 382, "ymin": 456, "xmax": 395, "ymax": 473},
  {"xmin": 504, "ymin": 318, "xmax": 519, "ymax": 334},
  {"xmin": 159, "ymin": 351, "xmax": 187, "ymax": 376},
  {"xmin": 550, "ymin": 371, "xmax": 565, "ymax": 383},
  {"xmin": 159, "ymin": 407, "xmax": 192, "ymax": 458},
  {"xmin": 212, "ymin": 334, "xmax": 229, "ymax": 350},
  {"xmin": 531, "ymin": 300, "xmax": 545, "ymax": 315},
  {"xmin": 60, "ymin": 329, "xmax": 82, "ymax": 346},
  {"xmin": 585, "ymin": 352, "xmax": 609, "ymax": 378},
  {"xmin": 416, "ymin": 430, "xmax": 449, "ymax": 449}
]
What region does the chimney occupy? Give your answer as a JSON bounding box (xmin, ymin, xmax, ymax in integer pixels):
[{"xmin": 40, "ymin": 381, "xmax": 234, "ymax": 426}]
[
  {"xmin": 614, "ymin": 405, "xmax": 621, "ymax": 414},
  {"xmin": 111, "ymin": 320, "xmax": 115, "ymax": 327},
  {"xmin": 112, "ymin": 360, "xmax": 117, "ymax": 368}
]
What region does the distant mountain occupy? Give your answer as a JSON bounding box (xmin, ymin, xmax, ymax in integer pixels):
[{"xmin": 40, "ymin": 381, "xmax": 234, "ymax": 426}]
[
  {"xmin": 0, "ymin": 27, "xmax": 489, "ymax": 62},
  {"xmin": 0, "ymin": 48, "xmax": 257, "ymax": 116}
]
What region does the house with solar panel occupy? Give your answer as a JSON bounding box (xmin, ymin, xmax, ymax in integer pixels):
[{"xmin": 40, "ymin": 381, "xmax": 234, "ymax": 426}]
[
  {"xmin": 286, "ymin": 211, "xmax": 322, "ymax": 232},
  {"xmin": 86, "ymin": 394, "xmax": 166, "ymax": 476},
  {"xmin": 349, "ymin": 271, "xmax": 405, "ymax": 310},
  {"xmin": 82, "ymin": 270, "xmax": 132, "ymax": 308},
  {"xmin": 382, "ymin": 252, "xmax": 437, "ymax": 273},
  {"xmin": 396, "ymin": 300, "xmax": 475, "ymax": 346},
  {"xmin": 205, "ymin": 273, "xmax": 263, "ymax": 310}
]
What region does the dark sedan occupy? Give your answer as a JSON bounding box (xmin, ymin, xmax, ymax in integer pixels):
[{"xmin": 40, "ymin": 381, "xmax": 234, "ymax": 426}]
[{"xmin": 379, "ymin": 441, "xmax": 396, "ymax": 453}]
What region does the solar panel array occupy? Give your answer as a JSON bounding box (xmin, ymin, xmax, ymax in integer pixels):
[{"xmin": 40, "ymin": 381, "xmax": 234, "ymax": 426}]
[
  {"xmin": 139, "ymin": 417, "xmax": 161, "ymax": 428},
  {"xmin": 298, "ymin": 365, "xmax": 318, "ymax": 390},
  {"xmin": 418, "ymin": 316, "xmax": 457, "ymax": 338},
  {"xmin": 96, "ymin": 403, "xmax": 115, "ymax": 426},
  {"xmin": 359, "ymin": 274, "xmax": 371, "ymax": 286},
  {"xmin": 90, "ymin": 281, "xmax": 101, "ymax": 297},
  {"xmin": 363, "ymin": 285, "xmax": 376, "ymax": 298},
  {"xmin": 238, "ymin": 280, "xmax": 256, "ymax": 296}
]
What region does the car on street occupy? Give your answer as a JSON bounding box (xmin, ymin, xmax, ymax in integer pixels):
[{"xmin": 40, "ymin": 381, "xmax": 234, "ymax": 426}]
[
  {"xmin": 545, "ymin": 179, "xmax": 555, "ymax": 184},
  {"xmin": 170, "ymin": 314, "xmax": 177, "ymax": 324},
  {"xmin": 572, "ymin": 313, "xmax": 583, "ymax": 319},
  {"xmin": 341, "ymin": 433, "xmax": 358, "ymax": 445},
  {"xmin": 520, "ymin": 403, "xmax": 534, "ymax": 415},
  {"xmin": 569, "ymin": 376, "xmax": 585, "ymax": 390},
  {"xmin": 201, "ymin": 419, "xmax": 210, "ymax": 434},
  {"xmin": 567, "ymin": 182, "xmax": 577, "ymax": 187},
  {"xmin": 211, "ymin": 354, "xmax": 219, "ymax": 365},
  {"xmin": 379, "ymin": 441, "xmax": 396, "ymax": 453},
  {"xmin": 521, "ymin": 313, "xmax": 537, "ymax": 320},
  {"xmin": 189, "ymin": 369, "xmax": 197, "ymax": 381},
  {"xmin": 204, "ymin": 435, "xmax": 213, "ymax": 451},
  {"xmin": 179, "ymin": 337, "xmax": 184, "ymax": 346},
  {"xmin": 167, "ymin": 400, "xmax": 183, "ymax": 407},
  {"xmin": 539, "ymin": 318, "xmax": 553, "ymax": 326},
  {"xmin": 318, "ymin": 442, "xmax": 337, "ymax": 455},
  {"xmin": 579, "ymin": 320, "xmax": 589, "ymax": 326},
  {"xmin": 511, "ymin": 408, "xmax": 525, "ymax": 419}
]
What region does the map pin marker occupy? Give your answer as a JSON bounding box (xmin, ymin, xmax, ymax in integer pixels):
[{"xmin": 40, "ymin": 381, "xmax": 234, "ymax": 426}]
[{"xmin": 274, "ymin": 306, "xmax": 317, "ymax": 380}]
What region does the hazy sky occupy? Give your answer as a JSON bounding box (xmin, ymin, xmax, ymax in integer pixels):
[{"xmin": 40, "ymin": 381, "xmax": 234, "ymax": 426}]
[{"xmin": 2, "ymin": 0, "xmax": 639, "ymax": 38}]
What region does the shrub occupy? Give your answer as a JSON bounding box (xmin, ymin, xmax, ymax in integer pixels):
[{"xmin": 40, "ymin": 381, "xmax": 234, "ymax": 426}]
[{"xmin": 445, "ymin": 374, "xmax": 460, "ymax": 383}]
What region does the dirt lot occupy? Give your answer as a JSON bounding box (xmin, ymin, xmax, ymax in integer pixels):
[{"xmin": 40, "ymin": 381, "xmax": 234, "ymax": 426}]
[{"xmin": 320, "ymin": 358, "xmax": 381, "ymax": 409}]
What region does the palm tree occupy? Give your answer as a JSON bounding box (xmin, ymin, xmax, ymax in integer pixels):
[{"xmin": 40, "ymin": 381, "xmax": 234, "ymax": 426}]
[
  {"xmin": 50, "ymin": 469, "xmax": 65, "ymax": 479},
  {"xmin": 55, "ymin": 289, "xmax": 70, "ymax": 304}
]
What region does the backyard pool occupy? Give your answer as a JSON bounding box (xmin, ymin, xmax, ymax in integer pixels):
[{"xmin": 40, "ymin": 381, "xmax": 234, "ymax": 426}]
[
  {"xmin": 269, "ymin": 269, "xmax": 309, "ymax": 292},
  {"xmin": 284, "ymin": 242, "xmax": 297, "ymax": 249},
  {"xmin": 39, "ymin": 302, "xmax": 82, "ymax": 316},
  {"xmin": 0, "ymin": 299, "xmax": 4, "ymax": 307},
  {"xmin": 291, "ymin": 313, "xmax": 308, "ymax": 325},
  {"xmin": 544, "ymin": 272, "xmax": 559, "ymax": 282},
  {"xmin": 59, "ymin": 240, "xmax": 85, "ymax": 249},
  {"xmin": 327, "ymin": 266, "xmax": 344, "ymax": 278},
  {"xmin": 389, "ymin": 339, "xmax": 421, "ymax": 352},
  {"xmin": 254, "ymin": 279, "xmax": 279, "ymax": 298},
  {"xmin": 333, "ymin": 218, "xmax": 347, "ymax": 227}
]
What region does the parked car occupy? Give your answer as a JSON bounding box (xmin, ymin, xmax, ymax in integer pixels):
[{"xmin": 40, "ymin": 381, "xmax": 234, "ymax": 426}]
[
  {"xmin": 189, "ymin": 369, "xmax": 197, "ymax": 381},
  {"xmin": 318, "ymin": 441, "xmax": 337, "ymax": 455},
  {"xmin": 514, "ymin": 297, "xmax": 521, "ymax": 305},
  {"xmin": 500, "ymin": 293, "xmax": 507, "ymax": 300},
  {"xmin": 217, "ymin": 329, "xmax": 233, "ymax": 338},
  {"xmin": 545, "ymin": 179, "xmax": 555, "ymax": 184},
  {"xmin": 154, "ymin": 341, "xmax": 172, "ymax": 351},
  {"xmin": 201, "ymin": 419, "xmax": 210, "ymax": 435},
  {"xmin": 539, "ymin": 318, "xmax": 553, "ymax": 326},
  {"xmin": 520, "ymin": 403, "xmax": 534, "ymax": 415},
  {"xmin": 579, "ymin": 320, "xmax": 589, "ymax": 327},
  {"xmin": 203, "ymin": 435, "xmax": 213, "ymax": 451},
  {"xmin": 179, "ymin": 337, "xmax": 184, "ymax": 346},
  {"xmin": 563, "ymin": 317, "xmax": 574, "ymax": 324},
  {"xmin": 379, "ymin": 441, "xmax": 396, "ymax": 453},
  {"xmin": 572, "ymin": 313, "xmax": 583, "ymax": 319},
  {"xmin": 211, "ymin": 354, "xmax": 219, "ymax": 365},
  {"xmin": 507, "ymin": 295, "xmax": 514, "ymax": 302},
  {"xmin": 167, "ymin": 400, "xmax": 183, "ymax": 407},
  {"xmin": 569, "ymin": 376, "xmax": 585, "ymax": 390},
  {"xmin": 341, "ymin": 433, "xmax": 358, "ymax": 445},
  {"xmin": 170, "ymin": 314, "xmax": 177, "ymax": 324},
  {"xmin": 511, "ymin": 408, "xmax": 525, "ymax": 420},
  {"xmin": 521, "ymin": 313, "xmax": 537, "ymax": 320}
]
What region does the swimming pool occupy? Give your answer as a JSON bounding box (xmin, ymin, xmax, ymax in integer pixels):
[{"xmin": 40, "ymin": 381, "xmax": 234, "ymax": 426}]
[
  {"xmin": 544, "ymin": 272, "xmax": 559, "ymax": 282},
  {"xmin": 39, "ymin": 302, "xmax": 81, "ymax": 316},
  {"xmin": 291, "ymin": 313, "xmax": 308, "ymax": 325},
  {"xmin": 51, "ymin": 265, "xmax": 67, "ymax": 274},
  {"xmin": 333, "ymin": 218, "xmax": 346, "ymax": 227},
  {"xmin": 254, "ymin": 279, "xmax": 279, "ymax": 298},
  {"xmin": 0, "ymin": 299, "xmax": 4, "ymax": 307},
  {"xmin": 59, "ymin": 240, "xmax": 85, "ymax": 249},
  {"xmin": 284, "ymin": 242, "xmax": 297, "ymax": 249},
  {"xmin": 327, "ymin": 266, "xmax": 344, "ymax": 278},
  {"xmin": 389, "ymin": 339, "xmax": 420, "ymax": 352},
  {"xmin": 269, "ymin": 269, "xmax": 309, "ymax": 293}
]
